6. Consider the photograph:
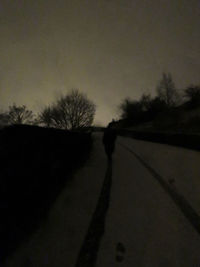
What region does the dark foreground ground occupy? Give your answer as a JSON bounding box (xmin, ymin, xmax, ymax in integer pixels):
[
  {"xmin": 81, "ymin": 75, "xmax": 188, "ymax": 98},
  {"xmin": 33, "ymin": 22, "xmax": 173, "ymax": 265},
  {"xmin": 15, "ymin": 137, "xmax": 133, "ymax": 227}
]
[
  {"xmin": 0, "ymin": 125, "xmax": 92, "ymax": 263},
  {"xmin": 4, "ymin": 133, "xmax": 200, "ymax": 267}
]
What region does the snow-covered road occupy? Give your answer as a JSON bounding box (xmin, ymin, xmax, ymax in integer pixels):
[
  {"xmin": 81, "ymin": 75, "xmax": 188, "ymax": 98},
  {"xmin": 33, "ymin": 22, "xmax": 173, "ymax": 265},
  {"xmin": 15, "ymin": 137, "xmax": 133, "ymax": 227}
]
[
  {"xmin": 96, "ymin": 136, "xmax": 200, "ymax": 266},
  {"xmin": 4, "ymin": 133, "xmax": 200, "ymax": 266}
]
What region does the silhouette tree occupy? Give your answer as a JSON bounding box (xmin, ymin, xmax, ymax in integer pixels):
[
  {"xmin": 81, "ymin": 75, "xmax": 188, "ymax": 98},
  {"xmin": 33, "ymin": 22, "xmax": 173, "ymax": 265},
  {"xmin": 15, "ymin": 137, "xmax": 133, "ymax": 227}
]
[
  {"xmin": 147, "ymin": 97, "xmax": 167, "ymax": 115},
  {"xmin": 119, "ymin": 97, "xmax": 146, "ymax": 126},
  {"xmin": 0, "ymin": 112, "xmax": 9, "ymax": 127},
  {"xmin": 140, "ymin": 94, "xmax": 152, "ymax": 111},
  {"xmin": 38, "ymin": 106, "xmax": 52, "ymax": 127},
  {"xmin": 156, "ymin": 73, "xmax": 178, "ymax": 107},
  {"xmin": 119, "ymin": 98, "xmax": 142, "ymax": 121},
  {"xmin": 184, "ymin": 85, "xmax": 200, "ymax": 108},
  {"xmin": 119, "ymin": 94, "xmax": 169, "ymax": 127},
  {"xmin": 8, "ymin": 104, "xmax": 34, "ymax": 124},
  {"xmin": 39, "ymin": 89, "xmax": 96, "ymax": 130}
]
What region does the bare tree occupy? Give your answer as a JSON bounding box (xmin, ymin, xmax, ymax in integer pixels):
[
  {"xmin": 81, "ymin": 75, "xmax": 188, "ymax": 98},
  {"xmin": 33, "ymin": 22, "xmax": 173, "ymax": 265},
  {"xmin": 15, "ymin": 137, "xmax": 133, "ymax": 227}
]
[
  {"xmin": 8, "ymin": 104, "xmax": 34, "ymax": 124},
  {"xmin": 156, "ymin": 73, "xmax": 178, "ymax": 107},
  {"xmin": 38, "ymin": 106, "xmax": 53, "ymax": 127},
  {"xmin": 39, "ymin": 89, "xmax": 96, "ymax": 130}
]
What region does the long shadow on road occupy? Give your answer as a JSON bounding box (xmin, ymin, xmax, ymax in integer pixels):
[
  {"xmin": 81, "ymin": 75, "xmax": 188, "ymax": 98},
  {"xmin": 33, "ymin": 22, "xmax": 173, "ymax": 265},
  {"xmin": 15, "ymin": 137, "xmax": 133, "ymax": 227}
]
[{"xmin": 75, "ymin": 160, "xmax": 112, "ymax": 267}]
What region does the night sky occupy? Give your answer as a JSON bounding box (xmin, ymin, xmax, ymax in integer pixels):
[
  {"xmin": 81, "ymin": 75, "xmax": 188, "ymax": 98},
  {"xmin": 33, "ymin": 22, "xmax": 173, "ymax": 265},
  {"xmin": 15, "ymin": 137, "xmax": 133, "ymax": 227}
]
[{"xmin": 0, "ymin": 0, "xmax": 200, "ymax": 125}]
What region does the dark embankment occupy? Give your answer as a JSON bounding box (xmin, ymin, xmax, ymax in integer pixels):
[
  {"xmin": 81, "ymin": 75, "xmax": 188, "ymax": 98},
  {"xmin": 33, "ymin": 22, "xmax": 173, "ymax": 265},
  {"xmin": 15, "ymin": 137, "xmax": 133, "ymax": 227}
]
[
  {"xmin": 117, "ymin": 128, "xmax": 200, "ymax": 151},
  {"xmin": 0, "ymin": 124, "xmax": 92, "ymax": 262}
]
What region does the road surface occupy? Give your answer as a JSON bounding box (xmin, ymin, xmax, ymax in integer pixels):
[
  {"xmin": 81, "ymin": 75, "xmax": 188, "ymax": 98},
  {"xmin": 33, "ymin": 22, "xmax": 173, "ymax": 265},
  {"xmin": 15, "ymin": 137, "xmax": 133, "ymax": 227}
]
[{"xmin": 4, "ymin": 133, "xmax": 200, "ymax": 266}]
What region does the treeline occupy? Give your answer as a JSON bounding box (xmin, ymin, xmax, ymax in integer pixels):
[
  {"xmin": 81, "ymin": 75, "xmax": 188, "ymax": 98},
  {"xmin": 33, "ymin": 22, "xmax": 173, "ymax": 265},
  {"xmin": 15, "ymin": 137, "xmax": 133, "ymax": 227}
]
[
  {"xmin": 117, "ymin": 73, "xmax": 200, "ymax": 131},
  {"xmin": 0, "ymin": 89, "xmax": 96, "ymax": 130}
]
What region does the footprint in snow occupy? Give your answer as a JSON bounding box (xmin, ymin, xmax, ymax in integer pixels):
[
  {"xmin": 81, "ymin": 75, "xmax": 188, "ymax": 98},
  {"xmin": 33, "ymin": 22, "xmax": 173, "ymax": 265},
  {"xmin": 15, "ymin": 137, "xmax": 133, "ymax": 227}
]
[{"xmin": 116, "ymin": 242, "xmax": 126, "ymax": 262}]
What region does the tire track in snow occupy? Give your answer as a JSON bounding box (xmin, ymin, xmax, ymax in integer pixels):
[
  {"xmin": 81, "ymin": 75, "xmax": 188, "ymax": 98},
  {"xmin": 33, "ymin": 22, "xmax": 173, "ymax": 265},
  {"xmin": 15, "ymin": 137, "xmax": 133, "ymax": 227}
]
[{"xmin": 120, "ymin": 143, "xmax": 200, "ymax": 236}]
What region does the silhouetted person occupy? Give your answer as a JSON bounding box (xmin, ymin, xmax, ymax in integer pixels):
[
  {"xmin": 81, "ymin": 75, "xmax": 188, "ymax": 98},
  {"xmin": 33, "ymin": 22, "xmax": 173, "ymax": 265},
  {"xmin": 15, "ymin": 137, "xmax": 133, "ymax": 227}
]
[{"xmin": 103, "ymin": 123, "xmax": 117, "ymax": 161}]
